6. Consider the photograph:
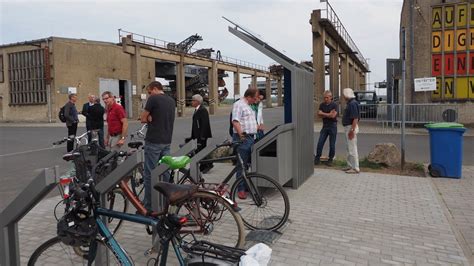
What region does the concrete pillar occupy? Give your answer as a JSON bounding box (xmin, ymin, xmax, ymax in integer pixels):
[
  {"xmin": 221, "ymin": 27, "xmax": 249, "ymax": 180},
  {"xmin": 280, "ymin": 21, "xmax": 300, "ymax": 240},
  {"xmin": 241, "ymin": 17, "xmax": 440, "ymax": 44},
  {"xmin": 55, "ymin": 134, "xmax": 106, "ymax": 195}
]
[
  {"xmin": 340, "ymin": 55, "xmax": 350, "ymax": 89},
  {"xmin": 311, "ymin": 10, "xmax": 325, "ymax": 114},
  {"xmin": 265, "ymin": 77, "xmax": 272, "ymax": 108},
  {"xmin": 234, "ymin": 68, "xmax": 241, "ymax": 97},
  {"xmin": 356, "ymin": 69, "xmax": 361, "ymax": 90},
  {"xmin": 277, "ymin": 77, "xmax": 283, "ymax": 106},
  {"xmin": 208, "ymin": 61, "xmax": 218, "ymax": 115},
  {"xmin": 329, "ymin": 47, "xmax": 339, "ymax": 97},
  {"xmin": 360, "ymin": 72, "xmax": 366, "ymax": 91},
  {"xmin": 251, "ymin": 72, "xmax": 257, "ymax": 87},
  {"xmin": 354, "ymin": 68, "xmax": 359, "ymax": 90},
  {"xmin": 131, "ymin": 45, "xmax": 142, "ymax": 117},
  {"xmin": 176, "ymin": 56, "xmax": 186, "ymax": 117},
  {"xmin": 349, "ymin": 63, "xmax": 355, "ymax": 89}
]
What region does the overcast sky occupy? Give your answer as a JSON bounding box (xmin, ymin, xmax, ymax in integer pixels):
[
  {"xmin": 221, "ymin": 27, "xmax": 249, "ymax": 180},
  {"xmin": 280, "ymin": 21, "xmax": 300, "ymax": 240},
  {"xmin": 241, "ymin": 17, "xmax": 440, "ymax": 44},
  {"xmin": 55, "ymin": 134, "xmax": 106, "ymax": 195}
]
[{"xmin": 0, "ymin": 0, "xmax": 402, "ymax": 95}]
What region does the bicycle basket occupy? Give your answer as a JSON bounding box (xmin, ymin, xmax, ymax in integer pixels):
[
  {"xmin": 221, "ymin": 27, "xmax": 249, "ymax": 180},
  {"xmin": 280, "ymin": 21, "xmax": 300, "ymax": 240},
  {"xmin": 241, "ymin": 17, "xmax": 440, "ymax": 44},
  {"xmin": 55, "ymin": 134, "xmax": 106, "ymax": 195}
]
[
  {"xmin": 183, "ymin": 240, "xmax": 245, "ymax": 265},
  {"xmin": 57, "ymin": 209, "xmax": 97, "ymax": 247}
]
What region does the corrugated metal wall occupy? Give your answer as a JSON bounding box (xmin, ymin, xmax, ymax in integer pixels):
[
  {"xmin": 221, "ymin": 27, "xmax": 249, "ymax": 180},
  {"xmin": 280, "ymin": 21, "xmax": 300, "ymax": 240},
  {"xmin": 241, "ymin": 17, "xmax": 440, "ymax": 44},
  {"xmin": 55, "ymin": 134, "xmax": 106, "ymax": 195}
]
[{"xmin": 291, "ymin": 68, "xmax": 315, "ymax": 188}]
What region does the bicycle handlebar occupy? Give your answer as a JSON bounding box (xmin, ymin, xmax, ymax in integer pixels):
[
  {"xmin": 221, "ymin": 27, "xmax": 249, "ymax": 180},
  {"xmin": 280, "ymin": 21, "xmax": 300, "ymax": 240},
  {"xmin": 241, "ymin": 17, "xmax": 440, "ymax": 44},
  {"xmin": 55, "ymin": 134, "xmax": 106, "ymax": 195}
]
[
  {"xmin": 215, "ymin": 139, "xmax": 242, "ymax": 149},
  {"xmin": 53, "ymin": 131, "xmax": 90, "ymax": 146},
  {"xmin": 130, "ymin": 124, "xmax": 147, "ymax": 141}
]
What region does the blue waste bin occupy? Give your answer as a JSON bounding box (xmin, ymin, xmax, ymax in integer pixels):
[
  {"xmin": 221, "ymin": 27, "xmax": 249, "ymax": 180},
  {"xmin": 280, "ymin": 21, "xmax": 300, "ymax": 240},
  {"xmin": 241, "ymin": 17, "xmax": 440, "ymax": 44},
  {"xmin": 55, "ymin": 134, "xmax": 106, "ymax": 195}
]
[{"xmin": 425, "ymin": 122, "xmax": 466, "ymax": 178}]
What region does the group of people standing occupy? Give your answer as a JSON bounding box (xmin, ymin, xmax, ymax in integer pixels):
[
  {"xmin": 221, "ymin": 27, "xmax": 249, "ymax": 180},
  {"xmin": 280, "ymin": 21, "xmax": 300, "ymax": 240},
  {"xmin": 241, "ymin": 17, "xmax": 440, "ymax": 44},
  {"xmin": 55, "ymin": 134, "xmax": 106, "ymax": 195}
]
[
  {"xmin": 63, "ymin": 91, "xmax": 127, "ymax": 152},
  {"xmin": 63, "ymin": 83, "xmax": 359, "ymax": 208},
  {"xmin": 315, "ymin": 87, "xmax": 360, "ymax": 174}
]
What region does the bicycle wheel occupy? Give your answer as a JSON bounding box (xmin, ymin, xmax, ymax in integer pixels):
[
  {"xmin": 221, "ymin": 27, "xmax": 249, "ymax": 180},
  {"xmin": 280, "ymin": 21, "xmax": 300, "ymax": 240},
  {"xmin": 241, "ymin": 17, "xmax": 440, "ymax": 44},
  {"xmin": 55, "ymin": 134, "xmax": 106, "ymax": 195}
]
[
  {"xmin": 28, "ymin": 237, "xmax": 120, "ymax": 265},
  {"xmin": 104, "ymin": 188, "xmax": 128, "ymax": 235},
  {"xmin": 130, "ymin": 163, "xmax": 145, "ymax": 202},
  {"xmin": 230, "ymin": 173, "xmax": 290, "ymax": 231},
  {"xmin": 173, "ymin": 191, "xmax": 245, "ymax": 248}
]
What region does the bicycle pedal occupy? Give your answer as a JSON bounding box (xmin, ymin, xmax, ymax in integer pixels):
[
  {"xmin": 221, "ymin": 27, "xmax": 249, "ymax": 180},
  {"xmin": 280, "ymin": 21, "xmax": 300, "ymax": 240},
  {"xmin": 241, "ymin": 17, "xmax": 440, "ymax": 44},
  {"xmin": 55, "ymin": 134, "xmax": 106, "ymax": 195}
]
[
  {"xmin": 144, "ymin": 247, "xmax": 154, "ymax": 257},
  {"xmin": 146, "ymin": 225, "xmax": 153, "ymax": 235}
]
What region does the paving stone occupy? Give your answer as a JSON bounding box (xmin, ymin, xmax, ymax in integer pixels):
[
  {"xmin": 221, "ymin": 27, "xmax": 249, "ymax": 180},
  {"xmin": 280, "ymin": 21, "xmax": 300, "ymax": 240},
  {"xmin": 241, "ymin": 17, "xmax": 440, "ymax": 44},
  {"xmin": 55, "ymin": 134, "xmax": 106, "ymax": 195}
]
[{"xmin": 14, "ymin": 166, "xmax": 474, "ymax": 265}]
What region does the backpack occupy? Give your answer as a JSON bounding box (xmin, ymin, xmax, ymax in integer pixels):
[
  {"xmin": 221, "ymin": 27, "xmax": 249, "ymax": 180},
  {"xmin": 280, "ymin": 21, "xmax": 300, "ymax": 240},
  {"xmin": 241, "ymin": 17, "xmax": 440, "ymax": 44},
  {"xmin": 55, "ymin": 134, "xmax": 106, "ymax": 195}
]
[{"xmin": 58, "ymin": 105, "xmax": 67, "ymax": 123}]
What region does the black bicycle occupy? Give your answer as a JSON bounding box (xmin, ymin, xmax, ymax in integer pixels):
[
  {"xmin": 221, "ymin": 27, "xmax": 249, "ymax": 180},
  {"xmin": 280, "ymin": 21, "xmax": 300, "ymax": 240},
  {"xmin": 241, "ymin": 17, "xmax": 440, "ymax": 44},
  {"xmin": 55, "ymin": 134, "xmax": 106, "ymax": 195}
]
[
  {"xmin": 161, "ymin": 140, "xmax": 290, "ymax": 231},
  {"xmin": 53, "ymin": 131, "xmax": 128, "ymax": 235}
]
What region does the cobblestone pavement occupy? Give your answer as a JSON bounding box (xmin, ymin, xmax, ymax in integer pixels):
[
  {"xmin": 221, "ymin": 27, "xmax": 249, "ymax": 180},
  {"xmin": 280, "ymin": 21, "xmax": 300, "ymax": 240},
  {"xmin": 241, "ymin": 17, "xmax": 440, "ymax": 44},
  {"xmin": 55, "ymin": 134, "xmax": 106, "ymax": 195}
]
[
  {"xmin": 430, "ymin": 166, "xmax": 474, "ymax": 260},
  {"xmin": 17, "ymin": 165, "xmax": 473, "ymax": 265}
]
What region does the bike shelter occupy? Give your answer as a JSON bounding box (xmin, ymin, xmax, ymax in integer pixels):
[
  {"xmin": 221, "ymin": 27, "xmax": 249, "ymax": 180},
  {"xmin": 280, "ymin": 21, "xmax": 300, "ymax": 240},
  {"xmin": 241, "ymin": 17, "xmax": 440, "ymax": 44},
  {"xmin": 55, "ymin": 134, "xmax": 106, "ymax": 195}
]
[{"xmin": 227, "ymin": 21, "xmax": 315, "ymax": 189}]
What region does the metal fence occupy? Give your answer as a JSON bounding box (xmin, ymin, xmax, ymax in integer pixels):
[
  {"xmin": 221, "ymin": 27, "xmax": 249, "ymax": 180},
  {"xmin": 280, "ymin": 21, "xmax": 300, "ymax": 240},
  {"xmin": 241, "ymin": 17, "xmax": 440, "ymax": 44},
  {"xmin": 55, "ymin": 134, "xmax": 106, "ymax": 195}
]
[
  {"xmin": 118, "ymin": 29, "xmax": 268, "ymax": 71},
  {"xmin": 358, "ymin": 103, "xmax": 459, "ymax": 124}
]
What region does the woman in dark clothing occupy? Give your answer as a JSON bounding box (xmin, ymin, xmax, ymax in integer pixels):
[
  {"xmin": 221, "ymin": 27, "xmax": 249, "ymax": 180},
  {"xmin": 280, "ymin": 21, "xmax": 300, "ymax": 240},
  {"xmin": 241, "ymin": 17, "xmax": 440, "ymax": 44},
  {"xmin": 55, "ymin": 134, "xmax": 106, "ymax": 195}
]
[{"xmin": 88, "ymin": 97, "xmax": 106, "ymax": 148}]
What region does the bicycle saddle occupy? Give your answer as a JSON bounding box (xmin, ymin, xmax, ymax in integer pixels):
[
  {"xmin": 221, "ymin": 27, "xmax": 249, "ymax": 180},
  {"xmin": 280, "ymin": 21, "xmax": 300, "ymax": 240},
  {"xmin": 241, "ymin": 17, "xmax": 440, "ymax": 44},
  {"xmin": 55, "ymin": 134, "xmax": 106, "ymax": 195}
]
[
  {"xmin": 159, "ymin": 156, "xmax": 191, "ymax": 170},
  {"xmin": 128, "ymin": 141, "xmax": 143, "ymax": 149},
  {"xmin": 153, "ymin": 182, "xmax": 198, "ymax": 205},
  {"xmin": 62, "ymin": 152, "xmax": 81, "ymax": 162}
]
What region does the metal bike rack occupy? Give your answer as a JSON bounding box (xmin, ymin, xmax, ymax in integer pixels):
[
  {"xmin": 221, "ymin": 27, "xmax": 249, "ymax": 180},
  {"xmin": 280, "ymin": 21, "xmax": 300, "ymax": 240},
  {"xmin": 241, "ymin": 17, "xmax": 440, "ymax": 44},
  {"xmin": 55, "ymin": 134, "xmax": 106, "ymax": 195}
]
[
  {"xmin": 251, "ymin": 123, "xmax": 294, "ymax": 187},
  {"xmin": 95, "ymin": 151, "xmax": 144, "ymax": 194},
  {"xmin": 150, "ymin": 140, "xmax": 196, "ymax": 213},
  {"xmin": 0, "ymin": 141, "xmax": 196, "ymax": 266},
  {"xmin": 0, "ymin": 166, "xmax": 60, "ymax": 266},
  {"xmin": 188, "ymin": 138, "xmax": 224, "ymax": 182},
  {"xmin": 94, "ymin": 151, "xmax": 144, "ymax": 266}
]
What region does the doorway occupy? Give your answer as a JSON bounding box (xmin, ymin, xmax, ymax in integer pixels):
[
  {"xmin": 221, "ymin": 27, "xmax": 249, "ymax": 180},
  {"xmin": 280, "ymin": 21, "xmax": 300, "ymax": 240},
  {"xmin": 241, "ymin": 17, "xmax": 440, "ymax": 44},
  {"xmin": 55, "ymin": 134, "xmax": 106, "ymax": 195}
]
[{"xmin": 99, "ymin": 78, "xmax": 132, "ymax": 118}]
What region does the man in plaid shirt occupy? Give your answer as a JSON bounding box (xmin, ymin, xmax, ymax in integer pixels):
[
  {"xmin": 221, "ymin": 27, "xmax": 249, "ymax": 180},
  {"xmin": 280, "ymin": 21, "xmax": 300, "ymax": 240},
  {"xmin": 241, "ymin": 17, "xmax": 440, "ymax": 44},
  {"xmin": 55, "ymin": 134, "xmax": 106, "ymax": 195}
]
[{"xmin": 232, "ymin": 87, "xmax": 259, "ymax": 199}]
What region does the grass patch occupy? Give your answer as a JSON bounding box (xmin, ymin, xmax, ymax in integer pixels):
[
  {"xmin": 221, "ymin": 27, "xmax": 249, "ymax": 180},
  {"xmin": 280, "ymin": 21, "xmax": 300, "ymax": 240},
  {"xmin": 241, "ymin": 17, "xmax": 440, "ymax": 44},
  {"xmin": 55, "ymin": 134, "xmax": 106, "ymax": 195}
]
[
  {"xmin": 359, "ymin": 158, "xmax": 383, "ymax": 169},
  {"xmin": 328, "ymin": 157, "xmax": 382, "ymax": 169},
  {"xmin": 316, "ymin": 157, "xmax": 426, "ymax": 177},
  {"xmin": 413, "ymin": 162, "xmax": 425, "ymax": 171}
]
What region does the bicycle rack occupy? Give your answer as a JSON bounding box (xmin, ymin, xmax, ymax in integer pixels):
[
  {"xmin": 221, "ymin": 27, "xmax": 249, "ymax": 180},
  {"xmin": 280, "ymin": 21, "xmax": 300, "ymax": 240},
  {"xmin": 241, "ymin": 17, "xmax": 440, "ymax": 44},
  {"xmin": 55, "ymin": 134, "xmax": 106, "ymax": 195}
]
[
  {"xmin": 0, "ymin": 166, "xmax": 60, "ymax": 266},
  {"xmin": 148, "ymin": 140, "xmax": 196, "ymax": 252},
  {"xmin": 188, "ymin": 138, "xmax": 225, "ymax": 182},
  {"xmin": 0, "ymin": 141, "xmax": 196, "ymax": 266},
  {"xmin": 94, "ymin": 151, "xmax": 144, "ymax": 265}
]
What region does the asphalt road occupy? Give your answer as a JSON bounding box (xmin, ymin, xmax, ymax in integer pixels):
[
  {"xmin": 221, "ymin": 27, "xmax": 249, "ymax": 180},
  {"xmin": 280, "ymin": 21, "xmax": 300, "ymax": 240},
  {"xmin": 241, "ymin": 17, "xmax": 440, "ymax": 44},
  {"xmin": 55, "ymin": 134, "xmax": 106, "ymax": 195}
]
[{"xmin": 1, "ymin": 106, "xmax": 473, "ymax": 212}]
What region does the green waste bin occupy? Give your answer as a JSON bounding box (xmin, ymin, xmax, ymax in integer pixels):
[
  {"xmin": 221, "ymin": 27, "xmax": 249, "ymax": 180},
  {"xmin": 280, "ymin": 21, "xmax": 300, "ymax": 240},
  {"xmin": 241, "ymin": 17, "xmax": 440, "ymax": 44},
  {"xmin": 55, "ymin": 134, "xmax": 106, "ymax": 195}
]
[{"xmin": 425, "ymin": 122, "xmax": 466, "ymax": 178}]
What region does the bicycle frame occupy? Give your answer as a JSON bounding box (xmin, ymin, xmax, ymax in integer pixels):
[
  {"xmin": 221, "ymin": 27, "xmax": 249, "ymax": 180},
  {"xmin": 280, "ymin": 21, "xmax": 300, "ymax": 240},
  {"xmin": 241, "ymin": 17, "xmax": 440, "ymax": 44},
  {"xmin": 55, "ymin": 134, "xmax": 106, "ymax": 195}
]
[
  {"xmin": 94, "ymin": 207, "xmax": 186, "ymax": 266},
  {"xmin": 180, "ymin": 146, "xmax": 264, "ymax": 207}
]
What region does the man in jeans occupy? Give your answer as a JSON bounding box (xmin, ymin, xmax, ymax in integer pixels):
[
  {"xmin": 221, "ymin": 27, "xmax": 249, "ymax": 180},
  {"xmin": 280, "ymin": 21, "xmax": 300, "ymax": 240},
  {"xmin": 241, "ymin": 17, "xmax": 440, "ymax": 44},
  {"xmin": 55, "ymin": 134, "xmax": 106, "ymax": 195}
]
[
  {"xmin": 232, "ymin": 87, "xmax": 259, "ymax": 199},
  {"xmin": 314, "ymin": 91, "xmax": 338, "ymax": 166},
  {"xmin": 64, "ymin": 93, "xmax": 79, "ymax": 152},
  {"xmin": 140, "ymin": 81, "xmax": 175, "ymax": 211},
  {"xmin": 341, "ymin": 88, "xmax": 360, "ymax": 174}
]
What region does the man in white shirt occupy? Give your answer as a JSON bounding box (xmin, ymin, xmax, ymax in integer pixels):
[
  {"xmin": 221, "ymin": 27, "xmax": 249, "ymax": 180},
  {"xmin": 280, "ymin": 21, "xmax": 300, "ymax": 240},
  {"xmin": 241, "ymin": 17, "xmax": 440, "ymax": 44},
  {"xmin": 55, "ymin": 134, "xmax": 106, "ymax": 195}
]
[{"xmin": 232, "ymin": 87, "xmax": 259, "ymax": 199}]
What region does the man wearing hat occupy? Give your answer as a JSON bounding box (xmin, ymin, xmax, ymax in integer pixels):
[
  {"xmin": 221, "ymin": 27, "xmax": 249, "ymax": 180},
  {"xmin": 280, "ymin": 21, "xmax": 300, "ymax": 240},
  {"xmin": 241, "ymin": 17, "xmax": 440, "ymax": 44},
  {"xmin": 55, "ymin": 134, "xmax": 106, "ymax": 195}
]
[{"xmin": 342, "ymin": 88, "xmax": 360, "ymax": 174}]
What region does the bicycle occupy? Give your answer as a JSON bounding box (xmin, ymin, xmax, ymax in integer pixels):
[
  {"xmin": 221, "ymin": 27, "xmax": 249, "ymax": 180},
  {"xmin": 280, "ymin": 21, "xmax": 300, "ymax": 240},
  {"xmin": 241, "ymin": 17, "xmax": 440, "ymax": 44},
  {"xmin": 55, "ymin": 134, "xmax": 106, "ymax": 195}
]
[
  {"xmin": 90, "ymin": 124, "xmax": 246, "ymax": 248},
  {"xmin": 53, "ymin": 130, "xmax": 128, "ymax": 235},
  {"xmin": 162, "ymin": 139, "xmax": 290, "ymax": 231},
  {"xmin": 28, "ymin": 151, "xmax": 247, "ymax": 265}
]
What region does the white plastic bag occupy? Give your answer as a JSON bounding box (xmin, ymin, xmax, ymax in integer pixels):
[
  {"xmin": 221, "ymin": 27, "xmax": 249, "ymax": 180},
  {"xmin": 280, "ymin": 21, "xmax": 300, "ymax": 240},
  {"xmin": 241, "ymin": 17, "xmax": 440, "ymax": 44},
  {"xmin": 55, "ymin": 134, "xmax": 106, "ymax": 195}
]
[{"xmin": 239, "ymin": 243, "xmax": 272, "ymax": 266}]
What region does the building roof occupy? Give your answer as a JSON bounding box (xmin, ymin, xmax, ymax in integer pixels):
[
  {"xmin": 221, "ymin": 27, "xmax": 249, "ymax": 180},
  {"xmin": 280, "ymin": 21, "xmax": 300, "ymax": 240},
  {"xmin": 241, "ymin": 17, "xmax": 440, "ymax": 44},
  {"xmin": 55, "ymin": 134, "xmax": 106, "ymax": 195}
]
[{"xmin": 0, "ymin": 36, "xmax": 119, "ymax": 49}]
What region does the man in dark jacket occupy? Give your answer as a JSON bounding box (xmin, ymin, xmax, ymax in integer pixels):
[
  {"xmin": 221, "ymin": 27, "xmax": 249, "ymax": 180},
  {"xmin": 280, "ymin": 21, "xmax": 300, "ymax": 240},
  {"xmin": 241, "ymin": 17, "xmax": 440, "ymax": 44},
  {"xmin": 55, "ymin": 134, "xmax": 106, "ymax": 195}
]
[
  {"xmin": 88, "ymin": 97, "xmax": 105, "ymax": 148},
  {"xmin": 189, "ymin": 94, "xmax": 213, "ymax": 173},
  {"xmin": 64, "ymin": 93, "xmax": 79, "ymax": 152},
  {"xmin": 81, "ymin": 94, "xmax": 95, "ymax": 142}
]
